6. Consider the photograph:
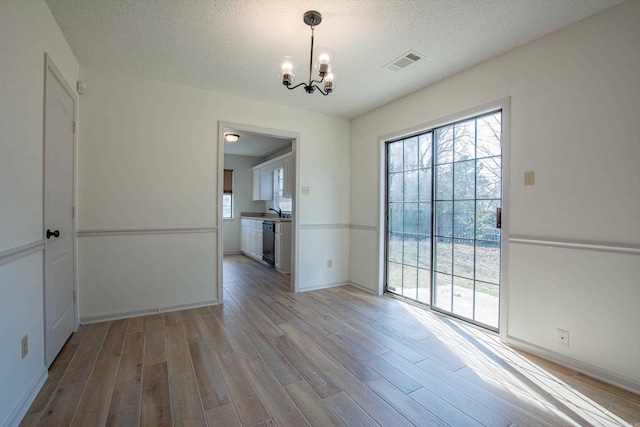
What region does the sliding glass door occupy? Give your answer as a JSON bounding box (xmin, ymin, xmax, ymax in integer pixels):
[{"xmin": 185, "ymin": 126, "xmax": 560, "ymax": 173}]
[
  {"xmin": 387, "ymin": 133, "xmax": 433, "ymax": 303},
  {"xmin": 385, "ymin": 111, "xmax": 502, "ymax": 330}
]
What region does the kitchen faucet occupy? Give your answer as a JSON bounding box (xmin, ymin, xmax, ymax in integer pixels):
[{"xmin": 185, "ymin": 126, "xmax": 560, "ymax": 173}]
[{"xmin": 269, "ymin": 207, "xmax": 282, "ymax": 218}]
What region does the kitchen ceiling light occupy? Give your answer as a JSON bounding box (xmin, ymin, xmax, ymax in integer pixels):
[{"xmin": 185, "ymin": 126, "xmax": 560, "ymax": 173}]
[
  {"xmin": 224, "ymin": 133, "xmax": 239, "ymax": 143},
  {"xmin": 280, "ymin": 11, "xmax": 334, "ymax": 96}
]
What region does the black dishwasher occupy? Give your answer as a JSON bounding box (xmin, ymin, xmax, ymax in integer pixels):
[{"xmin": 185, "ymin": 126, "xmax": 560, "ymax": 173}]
[{"xmin": 262, "ymin": 221, "xmax": 275, "ymax": 266}]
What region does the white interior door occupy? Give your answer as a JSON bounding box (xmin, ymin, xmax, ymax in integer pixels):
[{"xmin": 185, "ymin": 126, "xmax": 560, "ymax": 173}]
[{"xmin": 44, "ymin": 55, "xmax": 76, "ymax": 367}]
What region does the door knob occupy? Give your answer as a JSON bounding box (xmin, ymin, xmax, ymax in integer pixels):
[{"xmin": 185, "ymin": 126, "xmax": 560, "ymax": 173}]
[{"xmin": 46, "ymin": 229, "xmax": 60, "ymax": 239}]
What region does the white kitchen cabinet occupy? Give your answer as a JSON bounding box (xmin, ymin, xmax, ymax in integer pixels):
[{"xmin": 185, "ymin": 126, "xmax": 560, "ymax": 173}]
[
  {"xmin": 252, "ymin": 169, "xmax": 261, "ymax": 201},
  {"xmin": 282, "ymin": 155, "xmax": 293, "ymax": 198},
  {"xmin": 275, "ymin": 232, "xmax": 281, "ymax": 268},
  {"xmin": 241, "ymin": 218, "xmax": 264, "ymax": 262},
  {"xmin": 251, "ymin": 152, "xmax": 293, "ymax": 201},
  {"xmin": 275, "ymin": 222, "xmax": 291, "ymax": 273},
  {"xmin": 260, "ymin": 170, "xmax": 273, "ymax": 201},
  {"xmin": 250, "ymin": 219, "xmax": 262, "ymax": 259},
  {"xmin": 241, "ymin": 219, "xmax": 250, "ymax": 253},
  {"xmin": 253, "ymin": 230, "xmax": 263, "ymax": 260},
  {"xmin": 252, "ymin": 168, "xmax": 274, "ymax": 201}
]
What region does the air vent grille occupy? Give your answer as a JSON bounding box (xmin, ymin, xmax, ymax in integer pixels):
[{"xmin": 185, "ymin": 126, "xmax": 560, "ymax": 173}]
[{"xmin": 385, "ymin": 51, "xmax": 424, "ymax": 71}]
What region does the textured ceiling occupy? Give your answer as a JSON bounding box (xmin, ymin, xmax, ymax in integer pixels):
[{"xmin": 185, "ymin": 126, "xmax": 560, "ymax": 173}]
[{"xmin": 45, "ymin": 0, "xmax": 623, "ymax": 119}]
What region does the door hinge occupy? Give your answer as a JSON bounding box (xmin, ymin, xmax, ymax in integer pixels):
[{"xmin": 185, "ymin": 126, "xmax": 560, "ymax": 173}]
[
  {"xmin": 73, "ymin": 290, "xmax": 76, "ymax": 302},
  {"xmin": 73, "ymin": 121, "xmax": 76, "ymax": 134},
  {"xmin": 72, "ymin": 206, "xmax": 75, "ymax": 218}
]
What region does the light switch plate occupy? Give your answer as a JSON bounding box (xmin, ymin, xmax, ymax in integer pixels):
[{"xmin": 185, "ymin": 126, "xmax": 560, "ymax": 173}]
[
  {"xmin": 301, "ymin": 186, "xmax": 310, "ymax": 195},
  {"xmin": 22, "ymin": 334, "xmax": 28, "ymax": 359},
  {"xmin": 524, "ymin": 171, "xmax": 535, "ymax": 186}
]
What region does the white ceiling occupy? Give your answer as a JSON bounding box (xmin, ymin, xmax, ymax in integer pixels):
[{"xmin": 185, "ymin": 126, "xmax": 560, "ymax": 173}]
[
  {"xmin": 223, "ymin": 129, "xmax": 292, "ymax": 158},
  {"xmin": 45, "ymin": 0, "xmax": 623, "ymax": 119}
]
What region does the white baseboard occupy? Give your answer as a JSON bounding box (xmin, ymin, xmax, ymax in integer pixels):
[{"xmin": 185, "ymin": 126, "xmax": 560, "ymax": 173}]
[
  {"xmin": 344, "ymin": 281, "xmax": 378, "ymax": 294},
  {"xmin": 80, "ymin": 299, "xmax": 219, "ymax": 324},
  {"xmin": 505, "ymin": 335, "xmax": 640, "ymax": 395},
  {"xmin": 300, "ymin": 281, "xmax": 377, "ymax": 294},
  {"xmin": 223, "ymin": 251, "xmax": 242, "ymax": 256},
  {"xmin": 299, "ymin": 281, "xmax": 349, "ymax": 292},
  {"xmin": 3, "ymin": 367, "xmax": 48, "ymax": 427}
]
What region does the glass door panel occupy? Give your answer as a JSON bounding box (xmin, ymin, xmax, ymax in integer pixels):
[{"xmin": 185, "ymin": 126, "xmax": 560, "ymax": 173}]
[
  {"xmin": 387, "ymin": 134, "xmax": 405, "ymax": 294},
  {"xmin": 385, "ymin": 133, "xmax": 433, "ymax": 304},
  {"xmin": 434, "ymin": 272, "xmax": 452, "ymax": 312},
  {"xmin": 431, "ymin": 111, "xmax": 502, "ymax": 329},
  {"xmin": 453, "ymin": 277, "xmax": 474, "ymax": 319}
]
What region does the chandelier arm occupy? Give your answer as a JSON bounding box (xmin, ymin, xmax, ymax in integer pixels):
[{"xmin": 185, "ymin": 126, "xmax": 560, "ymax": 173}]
[
  {"xmin": 286, "ymin": 82, "xmax": 307, "ymax": 91},
  {"xmin": 312, "ymin": 84, "xmax": 330, "ymax": 96}
]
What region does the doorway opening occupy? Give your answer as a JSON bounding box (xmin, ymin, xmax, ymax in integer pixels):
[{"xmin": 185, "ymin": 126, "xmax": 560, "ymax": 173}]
[
  {"xmin": 384, "ymin": 110, "xmax": 503, "ymax": 331},
  {"xmin": 217, "ymin": 122, "xmax": 299, "ymax": 303}
]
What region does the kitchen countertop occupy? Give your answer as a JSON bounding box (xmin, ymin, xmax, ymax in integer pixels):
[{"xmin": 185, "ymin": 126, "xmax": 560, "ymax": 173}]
[{"xmin": 240, "ymin": 213, "xmax": 292, "ymax": 222}]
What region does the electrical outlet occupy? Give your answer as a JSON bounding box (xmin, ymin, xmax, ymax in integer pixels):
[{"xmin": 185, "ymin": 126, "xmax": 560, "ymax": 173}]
[
  {"xmin": 327, "ymin": 259, "xmax": 332, "ymax": 268},
  {"xmin": 557, "ymin": 329, "xmax": 569, "ymax": 348},
  {"xmin": 21, "ymin": 334, "xmax": 28, "ymax": 359},
  {"xmin": 524, "ymin": 170, "xmax": 535, "ymax": 186},
  {"xmin": 301, "ymin": 186, "xmax": 310, "ymax": 195}
]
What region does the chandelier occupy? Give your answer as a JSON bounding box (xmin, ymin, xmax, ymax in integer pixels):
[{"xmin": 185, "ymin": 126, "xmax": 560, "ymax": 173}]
[{"xmin": 280, "ymin": 11, "xmax": 334, "ymax": 96}]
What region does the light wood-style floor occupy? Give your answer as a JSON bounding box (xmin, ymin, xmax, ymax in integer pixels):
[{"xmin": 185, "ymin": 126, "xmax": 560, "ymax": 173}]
[{"xmin": 21, "ymin": 254, "xmax": 640, "ymax": 426}]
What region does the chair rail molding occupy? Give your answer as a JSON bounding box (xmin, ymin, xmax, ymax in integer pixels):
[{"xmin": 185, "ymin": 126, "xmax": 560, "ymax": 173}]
[
  {"xmin": 509, "ymin": 235, "xmax": 640, "ymax": 256},
  {"xmin": 350, "ymin": 224, "xmax": 377, "ymax": 231},
  {"xmin": 76, "ymin": 226, "xmax": 217, "ymax": 237},
  {"xmin": 300, "ymin": 223, "xmax": 350, "ymax": 230},
  {"xmin": 0, "ymin": 240, "xmax": 44, "ymax": 267}
]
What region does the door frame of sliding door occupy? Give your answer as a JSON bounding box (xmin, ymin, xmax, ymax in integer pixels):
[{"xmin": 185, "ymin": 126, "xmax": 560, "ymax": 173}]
[{"xmin": 377, "ymin": 97, "xmax": 511, "ymax": 339}]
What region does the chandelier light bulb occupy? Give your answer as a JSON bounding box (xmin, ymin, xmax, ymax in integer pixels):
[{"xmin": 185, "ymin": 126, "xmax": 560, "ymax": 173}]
[
  {"xmin": 324, "ymin": 73, "xmax": 334, "ymax": 93},
  {"xmin": 280, "ymin": 56, "xmax": 296, "ymax": 86},
  {"xmin": 282, "ymin": 62, "xmax": 294, "ymax": 74},
  {"xmin": 315, "ymin": 45, "xmax": 334, "ymax": 77}
]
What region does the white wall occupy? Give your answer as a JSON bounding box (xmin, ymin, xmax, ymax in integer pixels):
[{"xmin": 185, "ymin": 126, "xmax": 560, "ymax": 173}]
[
  {"xmin": 77, "ymin": 67, "xmax": 351, "ymax": 320},
  {"xmin": 350, "ymin": 0, "xmax": 640, "ymax": 390},
  {"xmin": 0, "ymin": 1, "xmax": 79, "ymax": 425},
  {"xmin": 222, "ymin": 154, "xmax": 265, "ymax": 254}
]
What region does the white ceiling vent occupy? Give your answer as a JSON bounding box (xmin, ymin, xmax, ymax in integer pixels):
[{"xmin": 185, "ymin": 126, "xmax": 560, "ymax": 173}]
[{"xmin": 385, "ymin": 51, "xmax": 423, "ymax": 71}]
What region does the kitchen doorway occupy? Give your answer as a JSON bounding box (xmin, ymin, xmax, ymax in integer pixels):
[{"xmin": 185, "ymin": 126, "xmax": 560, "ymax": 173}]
[{"xmin": 217, "ymin": 122, "xmax": 299, "ymax": 302}]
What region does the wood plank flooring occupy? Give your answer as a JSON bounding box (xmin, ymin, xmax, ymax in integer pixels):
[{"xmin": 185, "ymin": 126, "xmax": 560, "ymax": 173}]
[{"xmin": 21, "ymin": 254, "xmax": 640, "ymax": 426}]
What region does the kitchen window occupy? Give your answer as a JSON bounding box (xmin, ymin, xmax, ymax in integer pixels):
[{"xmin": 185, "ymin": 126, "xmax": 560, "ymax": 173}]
[
  {"xmin": 223, "ymin": 169, "xmax": 233, "ymax": 219},
  {"xmin": 222, "ymin": 194, "xmax": 233, "ymax": 219},
  {"xmin": 274, "ymin": 168, "xmax": 292, "ymax": 212}
]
